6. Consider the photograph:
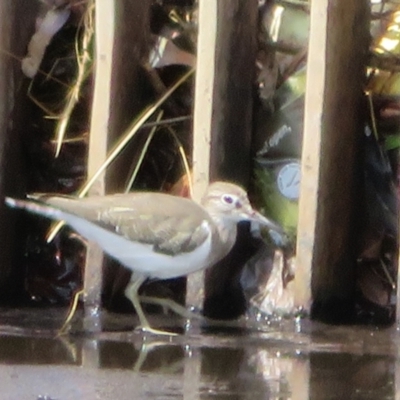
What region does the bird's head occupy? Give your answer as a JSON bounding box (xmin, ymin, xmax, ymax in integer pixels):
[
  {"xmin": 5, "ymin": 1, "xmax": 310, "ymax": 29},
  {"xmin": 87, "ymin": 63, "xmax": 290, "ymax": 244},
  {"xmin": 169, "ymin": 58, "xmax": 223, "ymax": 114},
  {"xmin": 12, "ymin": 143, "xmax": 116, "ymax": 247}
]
[{"xmin": 201, "ymin": 181, "xmax": 284, "ymax": 233}]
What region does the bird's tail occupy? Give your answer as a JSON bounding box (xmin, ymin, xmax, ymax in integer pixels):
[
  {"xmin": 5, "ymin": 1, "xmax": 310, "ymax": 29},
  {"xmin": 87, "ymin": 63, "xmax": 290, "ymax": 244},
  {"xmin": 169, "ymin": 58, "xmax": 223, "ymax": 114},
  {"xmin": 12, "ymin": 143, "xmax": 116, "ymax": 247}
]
[{"xmin": 5, "ymin": 197, "xmax": 64, "ymax": 221}]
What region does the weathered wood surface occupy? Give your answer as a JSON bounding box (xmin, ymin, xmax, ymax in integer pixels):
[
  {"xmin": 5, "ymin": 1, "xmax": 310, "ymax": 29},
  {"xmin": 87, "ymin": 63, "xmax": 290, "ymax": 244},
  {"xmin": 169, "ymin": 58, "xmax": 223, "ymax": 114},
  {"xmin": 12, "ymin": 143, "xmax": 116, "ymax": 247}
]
[
  {"xmin": 0, "ymin": 0, "xmax": 38, "ymax": 300},
  {"xmin": 295, "ymin": 0, "xmax": 369, "ymax": 316},
  {"xmin": 82, "ymin": 0, "xmax": 115, "ymax": 331},
  {"xmin": 103, "ymin": 0, "xmax": 151, "ymax": 193},
  {"xmin": 189, "ymin": 0, "xmax": 258, "ymax": 312},
  {"xmin": 84, "ymin": 0, "xmax": 151, "ymax": 330}
]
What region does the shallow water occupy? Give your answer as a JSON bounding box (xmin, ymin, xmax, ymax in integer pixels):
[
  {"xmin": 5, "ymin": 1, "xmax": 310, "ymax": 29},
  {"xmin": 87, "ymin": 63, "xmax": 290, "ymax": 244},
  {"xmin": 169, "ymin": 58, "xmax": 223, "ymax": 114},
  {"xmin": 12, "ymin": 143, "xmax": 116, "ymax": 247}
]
[{"xmin": 0, "ymin": 308, "xmax": 398, "ymax": 400}]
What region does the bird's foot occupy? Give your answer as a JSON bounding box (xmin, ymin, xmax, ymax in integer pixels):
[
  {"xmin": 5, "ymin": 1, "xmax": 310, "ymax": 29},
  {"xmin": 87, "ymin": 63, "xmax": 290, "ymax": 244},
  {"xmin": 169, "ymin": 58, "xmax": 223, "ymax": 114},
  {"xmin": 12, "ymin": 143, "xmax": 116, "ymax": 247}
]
[{"xmin": 139, "ymin": 295, "xmax": 204, "ymax": 320}]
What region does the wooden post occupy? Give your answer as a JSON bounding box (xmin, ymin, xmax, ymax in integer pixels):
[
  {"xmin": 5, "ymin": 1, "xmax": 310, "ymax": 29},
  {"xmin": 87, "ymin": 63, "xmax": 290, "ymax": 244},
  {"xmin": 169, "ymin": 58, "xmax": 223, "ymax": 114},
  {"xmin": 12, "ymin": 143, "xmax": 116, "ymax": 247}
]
[
  {"xmin": 295, "ymin": 0, "xmax": 369, "ymax": 317},
  {"xmin": 0, "ymin": 1, "xmax": 19, "ymax": 295},
  {"xmin": 208, "ymin": 0, "xmax": 257, "ymax": 185},
  {"xmin": 82, "ymin": 0, "xmax": 115, "ymax": 331},
  {"xmin": 192, "ymin": 0, "xmax": 257, "ymax": 193},
  {"xmin": 188, "ymin": 0, "xmax": 258, "ymax": 312},
  {"xmin": 187, "ymin": 0, "xmax": 218, "ymax": 310},
  {"xmin": 0, "ymin": 0, "xmax": 38, "ymax": 300},
  {"xmin": 83, "ymin": 0, "xmax": 151, "ymax": 330}
]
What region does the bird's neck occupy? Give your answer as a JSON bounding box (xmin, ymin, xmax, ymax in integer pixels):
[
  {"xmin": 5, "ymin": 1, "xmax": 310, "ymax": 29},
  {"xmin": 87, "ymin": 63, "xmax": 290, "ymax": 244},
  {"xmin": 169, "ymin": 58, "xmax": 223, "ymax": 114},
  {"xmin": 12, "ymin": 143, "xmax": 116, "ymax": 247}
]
[{"xmin": 208, "ymin": 213, "xmax": 238, "ymax": 260}]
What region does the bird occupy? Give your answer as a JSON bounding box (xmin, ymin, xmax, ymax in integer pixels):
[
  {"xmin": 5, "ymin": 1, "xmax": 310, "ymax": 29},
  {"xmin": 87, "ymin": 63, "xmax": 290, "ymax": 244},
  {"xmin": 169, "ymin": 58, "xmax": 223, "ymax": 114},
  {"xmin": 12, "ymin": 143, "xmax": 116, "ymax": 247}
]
[{"xmin": 5, "ymin": 181, "xmax": 283, "ymax": 335}]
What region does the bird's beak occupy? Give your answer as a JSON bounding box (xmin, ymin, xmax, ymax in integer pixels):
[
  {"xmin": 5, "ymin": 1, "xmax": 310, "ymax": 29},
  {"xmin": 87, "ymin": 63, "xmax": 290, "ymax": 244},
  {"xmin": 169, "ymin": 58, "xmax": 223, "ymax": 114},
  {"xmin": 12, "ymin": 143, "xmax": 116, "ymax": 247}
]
[{"xmin": 247, "ymin": 209, "xmax": 285, "ymax": 234}]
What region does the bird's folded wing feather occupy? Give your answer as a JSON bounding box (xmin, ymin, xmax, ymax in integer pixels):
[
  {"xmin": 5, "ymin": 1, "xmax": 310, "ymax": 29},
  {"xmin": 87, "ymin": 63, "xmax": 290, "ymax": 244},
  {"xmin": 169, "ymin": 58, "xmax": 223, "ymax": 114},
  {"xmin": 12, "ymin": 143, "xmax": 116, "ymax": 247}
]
[
  {"xmin": 101, "ymin": 210, "xmax": 210, "ymax": 255},
  {"xmin": 43, "ymin": 193, "xmax": 213, "ymax": 256}
]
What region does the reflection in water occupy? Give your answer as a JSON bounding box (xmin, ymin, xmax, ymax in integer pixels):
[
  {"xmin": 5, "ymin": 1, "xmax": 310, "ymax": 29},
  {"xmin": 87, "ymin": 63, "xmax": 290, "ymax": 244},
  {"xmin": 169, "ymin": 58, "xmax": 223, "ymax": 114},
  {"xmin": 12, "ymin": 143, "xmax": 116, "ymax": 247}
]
[
  {"xmin": 248, "ymin": 349, "xmax": 306, "ymax": 399},
  {"xmin": 310, "ymin": 353, "xmax": 394, "ymax": 400},
  {"xmin": 0, "ymin": 325, "xmax": 397, "ymax": 399}
]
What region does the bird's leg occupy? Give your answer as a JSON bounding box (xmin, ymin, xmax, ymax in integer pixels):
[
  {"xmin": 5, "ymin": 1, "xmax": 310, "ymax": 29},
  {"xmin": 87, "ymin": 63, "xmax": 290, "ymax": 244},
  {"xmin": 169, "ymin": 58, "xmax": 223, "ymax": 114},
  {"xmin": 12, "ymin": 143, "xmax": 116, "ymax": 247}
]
[
  {"xmin": 125, "ymin": 276, "xmax": 178, "ymax": 336},
  {"xmin": 133, "ymin": 341, "xmax": 164, "ymax": 372}
]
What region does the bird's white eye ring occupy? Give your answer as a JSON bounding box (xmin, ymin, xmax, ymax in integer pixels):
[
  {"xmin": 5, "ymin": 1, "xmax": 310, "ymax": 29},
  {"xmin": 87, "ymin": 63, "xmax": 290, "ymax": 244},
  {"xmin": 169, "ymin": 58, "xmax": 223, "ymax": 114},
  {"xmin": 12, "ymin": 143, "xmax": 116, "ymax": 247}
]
[{"xmin": 222, "ymin": 195, "xmax": 234, "ymax": 204}]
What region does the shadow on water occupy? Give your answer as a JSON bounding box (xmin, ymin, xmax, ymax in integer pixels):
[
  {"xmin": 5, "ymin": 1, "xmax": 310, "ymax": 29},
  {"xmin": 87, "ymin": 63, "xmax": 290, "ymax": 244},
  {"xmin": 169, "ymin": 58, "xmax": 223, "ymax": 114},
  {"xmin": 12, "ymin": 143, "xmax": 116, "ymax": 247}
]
[{"xmin": 0, "ymin": 309, "xmax": 398, "ymax": 399}]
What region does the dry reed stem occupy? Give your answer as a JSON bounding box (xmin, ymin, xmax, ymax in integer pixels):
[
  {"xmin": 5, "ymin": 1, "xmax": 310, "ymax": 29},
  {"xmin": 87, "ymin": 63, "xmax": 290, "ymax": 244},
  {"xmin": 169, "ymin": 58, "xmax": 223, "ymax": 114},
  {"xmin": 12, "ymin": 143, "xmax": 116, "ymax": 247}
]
[{"xmin": 54, "ymin": 0, "xmax": 94, "ymax": 157}]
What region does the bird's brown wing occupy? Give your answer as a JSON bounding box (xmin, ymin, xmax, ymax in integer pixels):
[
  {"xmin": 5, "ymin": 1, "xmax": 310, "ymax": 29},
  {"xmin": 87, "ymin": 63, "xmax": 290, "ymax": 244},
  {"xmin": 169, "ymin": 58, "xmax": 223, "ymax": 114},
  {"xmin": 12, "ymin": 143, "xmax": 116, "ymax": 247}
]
[
  {"xmin": 45, "ymin": 192, "xmax": 212, "ymax": 256},
  {"xmin": 101, "ymin": 209, "xmax": 210, "ymax": 255}
]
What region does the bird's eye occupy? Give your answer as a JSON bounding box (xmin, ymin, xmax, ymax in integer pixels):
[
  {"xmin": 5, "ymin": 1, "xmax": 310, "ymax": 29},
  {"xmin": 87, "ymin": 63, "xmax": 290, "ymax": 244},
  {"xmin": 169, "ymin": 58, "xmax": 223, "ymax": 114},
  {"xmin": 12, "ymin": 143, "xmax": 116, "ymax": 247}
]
[{"xmin": 222, "ymin": 195, "xmax": 234, "ymax": 204}]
